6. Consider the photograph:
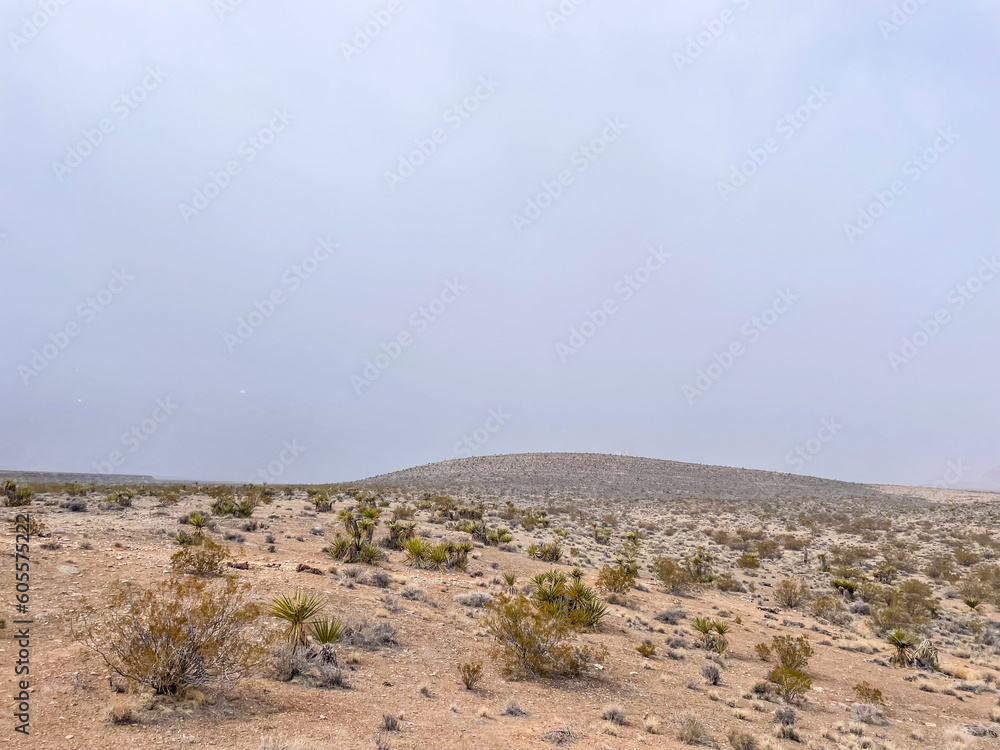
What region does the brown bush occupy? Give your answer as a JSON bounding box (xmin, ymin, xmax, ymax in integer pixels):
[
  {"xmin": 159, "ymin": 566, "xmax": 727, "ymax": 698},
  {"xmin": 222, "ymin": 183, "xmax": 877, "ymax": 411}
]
[
  {"xmin": 774, "ymin": 577, "xmax": 810, "ymax": 609},
  {"xmin": 76, "ymin": 576, "xmax": 264, "ymax": 694},
  {"xmin": 650, "ymin": 556, "xmax": 692, "ymax": 594},
  {"xmin": 458, "ymin": 660, "xmax": 483, "ymax": 689},
  {"xmin": 170, "ymin": 536, "xmax": 229, "ymax": 576}
]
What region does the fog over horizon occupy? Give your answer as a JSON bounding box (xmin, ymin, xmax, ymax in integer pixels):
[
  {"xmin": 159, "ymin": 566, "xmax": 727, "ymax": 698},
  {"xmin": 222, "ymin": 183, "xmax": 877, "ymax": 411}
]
[{"xmin": 2, "ymin": 1, "xmax": 999, "ymax": 490}]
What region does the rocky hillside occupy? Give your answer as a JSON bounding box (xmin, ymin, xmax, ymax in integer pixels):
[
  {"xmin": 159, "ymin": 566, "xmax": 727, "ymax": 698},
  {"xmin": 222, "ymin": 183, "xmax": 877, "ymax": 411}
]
[{"xmin": 358, "ymin": 452, "xmax": 917, "ymax": 503}]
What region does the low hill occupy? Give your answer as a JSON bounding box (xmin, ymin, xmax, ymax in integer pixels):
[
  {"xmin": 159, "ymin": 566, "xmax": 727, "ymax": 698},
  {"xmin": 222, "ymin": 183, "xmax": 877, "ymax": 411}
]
[{"xmin": 357, "ymin": 452, "xmax": 918, "ymax": 503}]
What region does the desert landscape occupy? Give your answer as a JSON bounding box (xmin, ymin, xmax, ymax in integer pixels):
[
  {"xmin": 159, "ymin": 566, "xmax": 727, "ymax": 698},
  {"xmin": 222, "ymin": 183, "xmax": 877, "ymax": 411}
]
[{"xmin": 2, "ymin": 453, "xmax": 1000, "ymax": 750}]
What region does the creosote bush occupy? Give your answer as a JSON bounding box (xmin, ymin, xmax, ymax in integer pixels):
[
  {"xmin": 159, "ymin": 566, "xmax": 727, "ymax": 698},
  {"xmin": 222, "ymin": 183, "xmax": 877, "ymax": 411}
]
[
  {"xmin": 170, "ymin": 536, "xmax": 229, "ymax": 576},
  {"xmin": 596, "ymin": 563, "xmax": 636, "ymax": 595},
  {"xmin": 75, "ymin": 576, "xmax": 264, "ymax": 694},
  {"xmin": 484, "ymin": 593, "xmax": 606, "ymax": 679},
  {"xmin": 774, "ymin": 577, "xmax": 810, "ymax": 608},
  {"xmin": 2, "ymin": 480, "xmax": 33, "ymax": 507}
]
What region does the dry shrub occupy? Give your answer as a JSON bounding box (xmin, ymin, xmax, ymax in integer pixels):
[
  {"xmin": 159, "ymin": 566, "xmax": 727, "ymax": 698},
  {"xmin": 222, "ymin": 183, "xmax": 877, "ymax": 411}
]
[
  {"xmin": 727, "ymin": 728, "xmax": 758, "ymax": 750},
  {"xmin": 677, "ymin": 715, "xmax": 713, "ymax": 745},
  {"xmin": 601, "ymin": 704, "xmax": 626, "ymax": 725},
  {"xmin": 651, "ymin": 556, "xmax": 692, "ymax": 594},
  {"xmin": 484, "ymin": 594, "xmax": 606, "ymax": 679},
  {"xmin": 76, "ymin": 576, "xmax": 264, "ymax": 694},
  {"xmin": 170, "ymin": 536, "xmax": 229, "ymax": 576},
  {"xmin": 458, "ymin": 660, "xmax": 483, "ymax": 689},
  {"xmin": 774, "ymin": 577, "xmax": 810, "ymax": 608}
]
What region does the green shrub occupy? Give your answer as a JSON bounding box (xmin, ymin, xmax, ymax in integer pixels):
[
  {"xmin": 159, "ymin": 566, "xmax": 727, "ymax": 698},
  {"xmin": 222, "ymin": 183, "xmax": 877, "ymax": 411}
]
[
  {"xmin": 650, "ymin": 556, "xmax": 692, "ymax": 593},
  {"xmin": 767, "ymin": 666, "xmax": 811, "ymax": 704},
  {"xmin": 484, "ymin": 594, "xmax": 606, "ymax": 679},
  {"xmin": 2, "ymin": 481, "xmax": 33, "ymax": 507},
  {"xmin": 596, "ymin": 563, "xmax": 635, "ymax": 595}
]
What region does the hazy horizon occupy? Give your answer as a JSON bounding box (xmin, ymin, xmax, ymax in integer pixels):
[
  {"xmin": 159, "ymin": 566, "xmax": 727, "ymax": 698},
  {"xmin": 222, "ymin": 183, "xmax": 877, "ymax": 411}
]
[{"xmin": 3, "ymin": 1, "xmax": 999, "ymax": 490}]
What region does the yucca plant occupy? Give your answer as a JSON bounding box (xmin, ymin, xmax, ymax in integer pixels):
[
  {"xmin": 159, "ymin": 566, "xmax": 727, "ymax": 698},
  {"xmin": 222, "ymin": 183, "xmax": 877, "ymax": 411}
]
[
  {"xmin": 502, "ymin": 572, "xmax": 517, "ymax": 594},
  {"xmin": 429, "ymin": 543, "xmax": 450, "ymax": 570},
  {"xmin": 693, "ymin": 616, "xmax": 714, "ymax": 648},
  {"xmin": 887, "ymin": 628, "xmax": 917, "ymax": 667},
  {"xmin": 403, "ymin": 537, "xmax": 432, "ymax": 568},
  {"xmin": 310, "ymin": 617, "xmax": 343, "ymax": 644},
  {"xmin": 188, "ymin": 512, "xmax": 207, "ymax": 534},
  {"xmin": 269, "ymin": 589, "xmax": 325, "ymax": 652}
]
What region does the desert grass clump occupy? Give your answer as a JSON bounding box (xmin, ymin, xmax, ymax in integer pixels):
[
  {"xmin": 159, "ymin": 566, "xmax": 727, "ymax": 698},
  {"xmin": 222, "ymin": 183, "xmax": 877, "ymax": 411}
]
[
  {"xmin": 458, "ymin": 660, "xmax": 483, "ymax": 689},
  {"xmin": 677, "ymin": 715, "xmax": 713, "ymax": 746},
  {"xmin": 601, "ymin": 704, "xmax": 626, "ymax": 725},
  {"xmin": 456, "ymin": 591, "xmax": 494, "ymax": 608},
  {"xmin": 341, "ymin": 620, "xmax": 398, "ymax": 650},
  {"xmin": 727, "ymin": 728, "xmax": 758, "ymax": 750},
  {"xmin": 849, "ymin": 702, "xmax": 889, "ymax": 726},
  {"xmin": 170, "ymin": 536, "xmax": 229, "ymax": 576},
  {"xmin": 701, "ymin": 663, "xmax": 721, "ymax": 685},
  {"xmin": 75, "ymin": 576, "xmax": 263, "ymax": 695},
  {"xmin": 637, "ymin": 639, "xmax": 657, "ymax": 658},
  {"xmin": 502, "ymin": 700, "xmax": 528, "ymax": 717},
  {"xmin": 269, "ymin": 589, "xmax": 325, "ymax": 652}
]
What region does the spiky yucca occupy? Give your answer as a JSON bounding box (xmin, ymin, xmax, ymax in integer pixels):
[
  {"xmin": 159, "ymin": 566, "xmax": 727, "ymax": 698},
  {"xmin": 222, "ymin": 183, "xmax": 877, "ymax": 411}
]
[{"xmin": 269, "ymin": 589, "xmax": 325, "ymax": 652}]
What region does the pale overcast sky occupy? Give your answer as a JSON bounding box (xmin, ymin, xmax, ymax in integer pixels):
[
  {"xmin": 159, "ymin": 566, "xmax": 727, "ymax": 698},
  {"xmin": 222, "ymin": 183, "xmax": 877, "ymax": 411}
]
[{"xmin": 2, "ymin": 0, "xmax": 998, "ymax": 488}]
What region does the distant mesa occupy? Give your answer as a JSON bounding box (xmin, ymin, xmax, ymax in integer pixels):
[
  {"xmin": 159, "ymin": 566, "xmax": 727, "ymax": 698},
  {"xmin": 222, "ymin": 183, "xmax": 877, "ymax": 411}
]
[{"xmin": 0, "ymin": 469, "xmax": 156, "ymax": 485}]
